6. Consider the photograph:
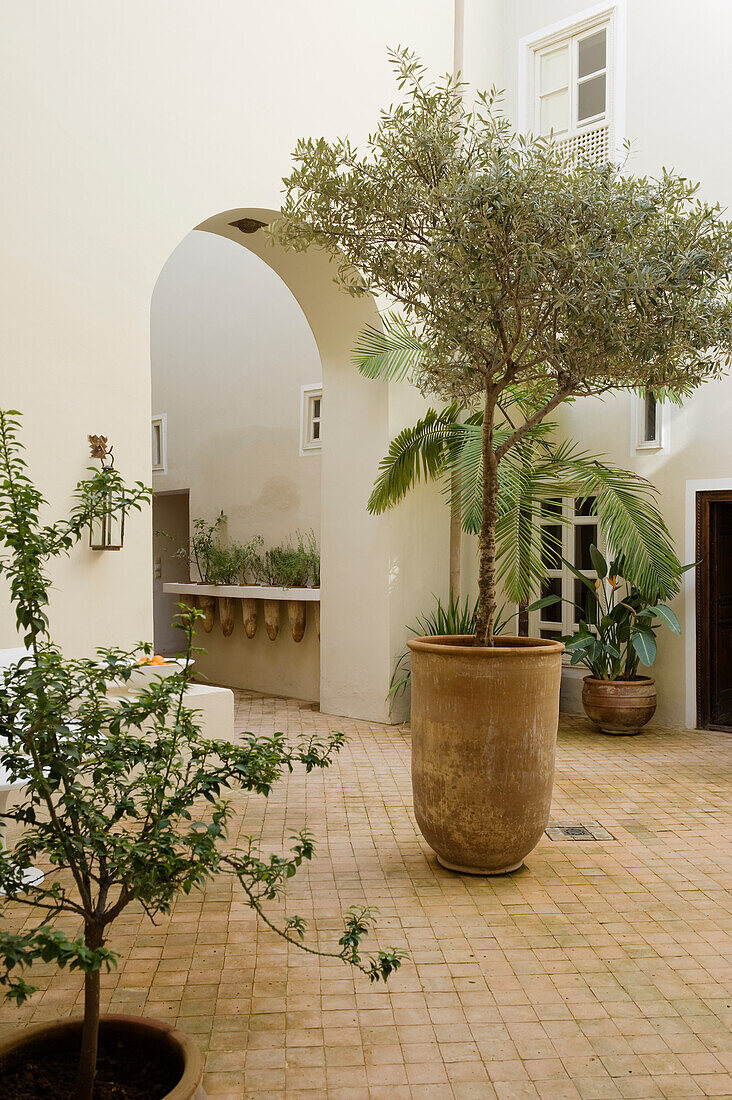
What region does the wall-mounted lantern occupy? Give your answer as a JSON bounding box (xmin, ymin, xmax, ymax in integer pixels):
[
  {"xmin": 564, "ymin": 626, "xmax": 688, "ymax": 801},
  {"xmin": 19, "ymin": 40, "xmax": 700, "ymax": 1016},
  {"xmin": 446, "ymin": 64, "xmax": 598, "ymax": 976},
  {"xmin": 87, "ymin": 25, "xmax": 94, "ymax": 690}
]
[{"xmin": 88, "ymin": 434, "xmax": 125, "ymax": 551}]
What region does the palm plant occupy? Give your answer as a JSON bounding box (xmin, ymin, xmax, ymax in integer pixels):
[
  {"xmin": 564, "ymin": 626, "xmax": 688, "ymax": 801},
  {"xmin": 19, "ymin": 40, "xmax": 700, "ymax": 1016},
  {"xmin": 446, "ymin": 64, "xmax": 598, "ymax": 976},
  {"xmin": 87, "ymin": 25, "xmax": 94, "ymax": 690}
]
[{"xmin": 359, "ymin": 379, "xmax": 685, "ymax": 607}]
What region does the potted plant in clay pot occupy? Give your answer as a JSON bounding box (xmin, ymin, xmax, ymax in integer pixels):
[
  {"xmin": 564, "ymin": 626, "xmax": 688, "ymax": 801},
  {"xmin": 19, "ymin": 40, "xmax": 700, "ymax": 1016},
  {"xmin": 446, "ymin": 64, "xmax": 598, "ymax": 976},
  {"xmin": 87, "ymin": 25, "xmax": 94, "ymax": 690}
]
[
  {"xmin": 272, "ymin": 50, "xmax": 732, "ymax": 874},
  {"xmin": 554, "ymin": 546, "xmax": 684, "ymax": 734},
  {"xmin": 0, "ymin": 412, "xmax": 404, "ymax": 1100}
]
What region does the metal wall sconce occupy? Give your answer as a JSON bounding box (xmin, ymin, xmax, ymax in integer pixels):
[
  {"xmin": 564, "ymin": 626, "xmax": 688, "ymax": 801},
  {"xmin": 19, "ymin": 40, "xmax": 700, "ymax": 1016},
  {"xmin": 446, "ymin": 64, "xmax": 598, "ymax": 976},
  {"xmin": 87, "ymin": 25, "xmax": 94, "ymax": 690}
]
[{"xmin": 88, "ymin": 434, "xmax": 125, "ymax": 551}]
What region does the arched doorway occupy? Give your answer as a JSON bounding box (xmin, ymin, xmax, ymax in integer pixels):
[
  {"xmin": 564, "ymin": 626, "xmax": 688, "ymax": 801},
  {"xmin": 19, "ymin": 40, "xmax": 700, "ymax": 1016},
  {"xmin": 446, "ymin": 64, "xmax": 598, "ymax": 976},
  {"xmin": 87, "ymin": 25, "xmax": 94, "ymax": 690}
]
[{"xmin": 150, "ymin": 208, "xmax": 398, "ymax": 721}]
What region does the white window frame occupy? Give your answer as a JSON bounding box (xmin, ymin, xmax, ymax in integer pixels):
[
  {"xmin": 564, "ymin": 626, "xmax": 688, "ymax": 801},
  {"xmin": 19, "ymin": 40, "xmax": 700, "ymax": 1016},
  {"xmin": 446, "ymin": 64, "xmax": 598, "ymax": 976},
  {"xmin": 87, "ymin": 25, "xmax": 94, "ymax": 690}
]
[
  {"xmin": 151, "ymin": 413, "xmax": 167, "ymax": 474},
  {"xmin": 630, "ymin": 391, "xmax": 671, "ymax": 456},
  {"xmin": 530, "ymin": 495, "xmax": 605, "ymax": 645},
  {"xmin": 518, "ymin": 1, "xmax": 626, "ymax": 161},
  {"xmin": 300, "ymin": 384, "xmax": 322, "ymax": 455}
]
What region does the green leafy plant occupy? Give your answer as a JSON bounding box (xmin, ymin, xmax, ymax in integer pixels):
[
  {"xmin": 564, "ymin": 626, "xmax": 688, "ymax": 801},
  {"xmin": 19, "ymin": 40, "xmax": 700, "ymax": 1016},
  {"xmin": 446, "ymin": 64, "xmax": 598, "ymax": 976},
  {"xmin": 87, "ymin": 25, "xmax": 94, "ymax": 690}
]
[
  {"xmin": 388, "ymin": 592, "xmax": 531, "ymax": 703},
  {"xmin": 301, "ymin": 528, "xmax": 320, "ymax": 586},
  {"xmin": 0, "ymin": 411, "xmax": 405, "ymax": 1100},
  {"xmin": 177, "ymin": 511, "xmax": 226, "ymax": 583},
  {"xmin": 544, "ymin": 544, "xmax": 683, "ymax": 679},
  {"xmin": 273, "ymin": 49, "xmax": 732, "ymax": 645},
  {"xmin": 262, "ymin": 537, "xmax": 312, "ymax": 588}
]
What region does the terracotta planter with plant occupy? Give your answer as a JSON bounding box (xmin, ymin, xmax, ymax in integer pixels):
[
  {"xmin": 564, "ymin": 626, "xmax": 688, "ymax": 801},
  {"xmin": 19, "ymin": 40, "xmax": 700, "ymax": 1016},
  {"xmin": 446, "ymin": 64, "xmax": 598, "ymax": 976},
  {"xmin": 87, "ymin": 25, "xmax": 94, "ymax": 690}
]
[
  {"xmin": 0, "ymin": 1016, "xmax": 205, "ymax": 1100},
  {"xmin": 409, "ymin": 635, "xmax": 564, "ymax": 874},
  {"xmin": 556, "ymin": 547, "xmax": 682, "ymax": 735},
  {"xmin": 275, "ymin": 51, "xmax": 730, "ymax": 871},
  {"xmin": 582, "ymin": 676, "xmax": 657, "ymax": 735}
]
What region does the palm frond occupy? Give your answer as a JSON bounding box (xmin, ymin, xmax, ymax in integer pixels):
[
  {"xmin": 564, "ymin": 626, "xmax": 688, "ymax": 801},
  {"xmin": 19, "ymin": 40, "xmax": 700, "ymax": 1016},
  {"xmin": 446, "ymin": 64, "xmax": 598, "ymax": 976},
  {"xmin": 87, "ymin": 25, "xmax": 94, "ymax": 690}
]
[
  {"xmin": 352, "ymin": 312, "xmax": 427, "ymax": 382},
  {"xmin": 564, "ymin": 458, "xmax": 682, "ymax": 600},
  {"xmin": 367, "ymin": 405, "xmax": 461, "ymax": 514}
]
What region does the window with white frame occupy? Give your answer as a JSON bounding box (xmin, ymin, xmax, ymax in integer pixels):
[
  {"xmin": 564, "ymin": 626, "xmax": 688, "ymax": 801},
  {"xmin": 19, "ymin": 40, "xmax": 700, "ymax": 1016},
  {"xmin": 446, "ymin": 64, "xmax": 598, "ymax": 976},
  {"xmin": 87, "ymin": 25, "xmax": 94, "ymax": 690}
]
[
  {"xmin": 531, "ymin": 495, "xmax": 602, "ymax": 641},
  {"xmin": 300, "ymin": 385, "xmax": 322, "ymax": 453},
  {"xmin": 630, "ymin": 389, "xmax": 669, "ymax": 455},
  {"xmin": 522, "ymin": 4, "xmax": 622, "ymax": 164},
  {"xmin": 151, "ymin": 414, "xmax": 167, "ymax": 473}
]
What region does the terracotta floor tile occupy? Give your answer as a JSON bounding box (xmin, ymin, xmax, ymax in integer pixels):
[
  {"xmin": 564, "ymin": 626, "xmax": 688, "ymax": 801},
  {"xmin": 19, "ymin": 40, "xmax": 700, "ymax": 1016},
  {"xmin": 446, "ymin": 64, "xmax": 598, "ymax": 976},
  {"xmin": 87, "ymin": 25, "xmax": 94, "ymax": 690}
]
[{"xmin": 3, "ymin": 694, "xmax": 731, "ymax": 1099}]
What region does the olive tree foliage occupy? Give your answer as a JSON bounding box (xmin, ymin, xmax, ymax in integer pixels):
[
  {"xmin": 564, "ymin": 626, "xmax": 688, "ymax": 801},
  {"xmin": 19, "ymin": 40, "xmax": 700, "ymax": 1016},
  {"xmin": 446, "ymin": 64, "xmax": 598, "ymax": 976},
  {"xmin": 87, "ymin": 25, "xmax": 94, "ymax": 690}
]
[
  {"xmin": 271, "ymin": 49, "xmax": 732, "ymax": 643},
  {"xmin": 0, "ymin": 410, "xmax": 404, "ymax": 1100}
]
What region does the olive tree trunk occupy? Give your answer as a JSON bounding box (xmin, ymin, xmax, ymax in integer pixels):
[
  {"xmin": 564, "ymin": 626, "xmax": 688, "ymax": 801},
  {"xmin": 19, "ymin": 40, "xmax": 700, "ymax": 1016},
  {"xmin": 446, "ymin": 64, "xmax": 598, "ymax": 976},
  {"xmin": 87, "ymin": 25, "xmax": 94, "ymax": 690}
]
[
  {"xmin": 475, "ymin": 388, "xmax": 499, "ymax": 646},
  {"xmin": 75, "ymin": 922, "xmax": 103, "ymax": 1100}
]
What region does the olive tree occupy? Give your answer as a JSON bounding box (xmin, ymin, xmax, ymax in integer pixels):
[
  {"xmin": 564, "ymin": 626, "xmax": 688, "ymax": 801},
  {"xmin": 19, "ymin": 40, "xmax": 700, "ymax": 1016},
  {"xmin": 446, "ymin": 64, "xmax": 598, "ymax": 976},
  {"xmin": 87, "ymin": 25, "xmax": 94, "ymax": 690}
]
[{"xmin": 272, "ymin": 50, "xmax": 732, "ymax": 644}]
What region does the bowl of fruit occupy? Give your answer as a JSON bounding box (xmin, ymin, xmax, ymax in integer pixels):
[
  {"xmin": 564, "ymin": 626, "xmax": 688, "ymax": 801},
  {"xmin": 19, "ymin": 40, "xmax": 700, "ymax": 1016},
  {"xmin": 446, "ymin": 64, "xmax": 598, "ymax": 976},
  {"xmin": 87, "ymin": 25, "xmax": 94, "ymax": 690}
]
[{"xmin": 128, "ymin": 655, "xmax": 194, "ymax": 691}]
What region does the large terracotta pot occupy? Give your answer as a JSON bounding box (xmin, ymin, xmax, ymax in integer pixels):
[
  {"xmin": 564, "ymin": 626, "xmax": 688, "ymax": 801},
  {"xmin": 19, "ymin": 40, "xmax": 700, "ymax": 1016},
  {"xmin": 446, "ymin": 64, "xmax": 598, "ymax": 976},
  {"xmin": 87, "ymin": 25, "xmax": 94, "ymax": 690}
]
[
  {"xmin": 407, "ymin": 635, "xmax": 564, "ymax": 875},
  {"xmin": 0, "ymin": 1014, "xmax": 205, "ymax": 1099},
  {"xmin": 582, "ymin": 675, "xmax": 656, "ymax": 734}
]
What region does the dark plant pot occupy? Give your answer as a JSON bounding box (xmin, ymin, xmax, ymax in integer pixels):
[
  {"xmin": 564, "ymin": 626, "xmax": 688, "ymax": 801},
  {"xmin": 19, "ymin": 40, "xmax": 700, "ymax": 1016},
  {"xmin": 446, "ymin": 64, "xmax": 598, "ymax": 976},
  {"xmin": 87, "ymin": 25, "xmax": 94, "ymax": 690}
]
[
  {"xmin": 407, "ymin": 635, "xmax": 564, "ymax": 874},
  {"xmin": 582, "ymin": 675, "xmax": 656, "ymax": 735},
  {"xmin": 0, "ymin": 1014, "xmax": 205, "ymax": 1099}
]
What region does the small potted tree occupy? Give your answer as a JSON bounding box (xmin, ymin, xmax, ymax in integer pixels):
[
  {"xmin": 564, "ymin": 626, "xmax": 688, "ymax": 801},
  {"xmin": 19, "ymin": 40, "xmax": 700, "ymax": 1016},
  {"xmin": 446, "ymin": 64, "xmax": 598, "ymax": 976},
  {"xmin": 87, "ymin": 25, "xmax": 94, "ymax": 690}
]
[
  {"xmin": 0, "ymin": 411, "xmax": 404, "ymax": 1100},
  {"xmin": 273, "ymin": 50, "xmax": 732, "ymax": 874}
]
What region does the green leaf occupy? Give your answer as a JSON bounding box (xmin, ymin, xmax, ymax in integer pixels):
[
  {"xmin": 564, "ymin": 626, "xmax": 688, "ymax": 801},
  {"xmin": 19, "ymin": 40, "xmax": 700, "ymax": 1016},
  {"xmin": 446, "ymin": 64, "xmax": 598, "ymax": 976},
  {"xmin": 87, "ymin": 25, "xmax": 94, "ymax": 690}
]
[
  {"xmin": 646, "ymin": 604, "xmax": 681, "ymax": 634},
  {"xmin": 632, "ymin": 629, "xmax": 657, "ymax": 666},
  {"xmin": 589, "ymin": 544, "xmax": 607, "ymax": 580}
]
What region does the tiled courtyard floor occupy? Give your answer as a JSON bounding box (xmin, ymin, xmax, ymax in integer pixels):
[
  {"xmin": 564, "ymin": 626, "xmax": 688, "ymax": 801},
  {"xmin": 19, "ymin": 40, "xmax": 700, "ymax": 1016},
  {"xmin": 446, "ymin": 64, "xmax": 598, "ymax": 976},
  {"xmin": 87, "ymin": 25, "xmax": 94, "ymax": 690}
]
[{"xmin": 1, "ymin": 691, "xmax": 732, "ymax": 1099}]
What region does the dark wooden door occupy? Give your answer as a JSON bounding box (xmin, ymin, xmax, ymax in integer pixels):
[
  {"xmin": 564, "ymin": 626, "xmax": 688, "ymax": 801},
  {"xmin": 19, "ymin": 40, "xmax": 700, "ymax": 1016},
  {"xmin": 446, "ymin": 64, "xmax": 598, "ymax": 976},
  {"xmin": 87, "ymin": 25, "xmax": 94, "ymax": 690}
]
[{"xmin": 697, "ymin": 491, "xmax": 732, "ymax": 729}]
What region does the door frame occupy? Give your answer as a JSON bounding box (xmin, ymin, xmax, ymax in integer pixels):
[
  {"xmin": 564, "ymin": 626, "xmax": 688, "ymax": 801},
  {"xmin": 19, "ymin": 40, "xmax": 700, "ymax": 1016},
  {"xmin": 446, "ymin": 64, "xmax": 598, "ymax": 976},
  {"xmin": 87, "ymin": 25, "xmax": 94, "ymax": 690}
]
[
  {"xmin": 685, "ymin": 479, "xmax": 732, "ymax": 729},
  {"xmin": 691, "ymin": 485, "xmax": 732, "ymax": 729}
]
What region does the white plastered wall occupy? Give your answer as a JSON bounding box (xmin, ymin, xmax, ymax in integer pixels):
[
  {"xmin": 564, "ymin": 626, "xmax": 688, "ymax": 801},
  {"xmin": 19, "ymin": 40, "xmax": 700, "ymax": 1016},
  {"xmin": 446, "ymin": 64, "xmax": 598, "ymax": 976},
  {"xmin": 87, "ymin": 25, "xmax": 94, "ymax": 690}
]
[
  {"xmin": 151, "ymin": 230, "xmax": 322, "ymax": 701},
  {"xmin": 0, "ymin": 0, "xmax": 454, "ymax": 721},
  {"xmin": 471, "ymin": 0, "xmax": 732, "ymax": 728}
]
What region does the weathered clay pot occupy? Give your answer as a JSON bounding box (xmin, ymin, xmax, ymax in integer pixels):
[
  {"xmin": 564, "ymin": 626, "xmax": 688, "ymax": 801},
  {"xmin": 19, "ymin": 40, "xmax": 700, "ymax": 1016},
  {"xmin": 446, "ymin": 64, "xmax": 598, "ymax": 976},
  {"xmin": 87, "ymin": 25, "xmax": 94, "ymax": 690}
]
[
  {"xmin": 287, "ymin": 599, "xmax": 306, "ymax": 643},
  {"xmin": 0, "ymin": 1014, "xmax": 205, "ymax": 1099},
  {"xmin": 582, "ymin": 676, "xmax": 656, "ymax": 735},
  {"xmin": 263, "ymin": 599, "xmax": 280, "ymax": 641},
  {"xmin": 196, "ymin": 594, "xmax": 215, "ymax": 634},
  {"xmin": 218, "ymin": 596, "xmax": 235, "ymax": 637},
  {"xmin": 241, "ymin": 597, "xmax": 259, "ymax": 639},
  {"xmin": 407, "ymin": 635, "xmax": 564, "ymax": 875}
]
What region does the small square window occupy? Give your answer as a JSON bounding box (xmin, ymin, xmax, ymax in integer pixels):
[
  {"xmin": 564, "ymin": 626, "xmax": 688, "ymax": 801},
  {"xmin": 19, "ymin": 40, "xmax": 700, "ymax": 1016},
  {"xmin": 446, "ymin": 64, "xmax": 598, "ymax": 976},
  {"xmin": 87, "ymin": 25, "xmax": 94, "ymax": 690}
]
[
  {"xmin": 300, "ymin": 385, "xmax": 322, "ymax": 454},
  {"xmin": 151, "ymin": 414, "xmax": 167, "ymax": 473}
]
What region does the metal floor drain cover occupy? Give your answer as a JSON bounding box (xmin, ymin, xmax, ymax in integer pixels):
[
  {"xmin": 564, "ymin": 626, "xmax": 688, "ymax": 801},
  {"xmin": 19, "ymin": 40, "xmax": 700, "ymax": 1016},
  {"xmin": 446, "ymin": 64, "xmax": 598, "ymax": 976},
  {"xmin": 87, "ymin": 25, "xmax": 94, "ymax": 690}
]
[{"xmin": 545, "ymin": 821, "xmax": 614, "ymax": 842}]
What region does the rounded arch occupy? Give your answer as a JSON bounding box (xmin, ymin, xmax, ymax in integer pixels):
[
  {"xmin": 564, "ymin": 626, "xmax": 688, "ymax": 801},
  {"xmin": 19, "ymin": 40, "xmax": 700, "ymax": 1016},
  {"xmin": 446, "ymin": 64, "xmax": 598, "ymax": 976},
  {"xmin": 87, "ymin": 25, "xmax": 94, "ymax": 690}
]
[{"xmin": 153, "ymin": 207, "xmax": 396, "ymax": 721}]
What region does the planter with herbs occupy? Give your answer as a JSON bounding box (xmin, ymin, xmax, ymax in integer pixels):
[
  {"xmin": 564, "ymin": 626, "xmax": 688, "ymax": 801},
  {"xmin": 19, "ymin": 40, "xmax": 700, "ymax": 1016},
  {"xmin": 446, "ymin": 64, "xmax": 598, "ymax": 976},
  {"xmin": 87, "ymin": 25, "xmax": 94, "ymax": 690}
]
[{"xmin": 166, "ymin": 523, "xmax": 320, "ymax": 642}]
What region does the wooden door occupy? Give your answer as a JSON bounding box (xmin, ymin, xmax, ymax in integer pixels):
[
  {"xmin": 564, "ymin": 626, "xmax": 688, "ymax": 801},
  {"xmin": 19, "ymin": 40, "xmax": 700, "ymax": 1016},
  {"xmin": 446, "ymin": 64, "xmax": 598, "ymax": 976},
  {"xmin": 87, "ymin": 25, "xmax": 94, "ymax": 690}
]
[{"xmin": 697, "ymin": 491, "xmax": 732, "ymax": 729}]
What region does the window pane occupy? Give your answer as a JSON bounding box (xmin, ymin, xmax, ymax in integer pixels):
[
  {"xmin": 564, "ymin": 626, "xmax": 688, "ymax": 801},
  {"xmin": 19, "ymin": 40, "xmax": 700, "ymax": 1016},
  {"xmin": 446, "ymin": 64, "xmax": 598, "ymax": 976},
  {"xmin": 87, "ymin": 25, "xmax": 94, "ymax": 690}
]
[
  {"xmin": 152, "ymin": 424, "xmax": 161, "ymax": 467},
  {"xmin": 575, "ymin": 496, "xmax": 596, "ymax": 517},
  {"xmin": 644, "ymin": 391, "xmax": 657, "ymax": 442},
  {"xmin": 541, "ymin": 524, "xmax": 562, "ymax": 569},
  {"xmin": 578, "ymin": 73, "xmax": 606, "ymax": 121},
  {"xmin": 575, "ymin": 524, "xmax": 599, "ymax": 570},
  {"xmin": 540, "ymin": 89, "xmax": 569, "ymax": 135},
  {"xmin": 312, "ymin": 421, "xmax": 320, "ymax": 440},
  {"xmin": 574, "ymin": 578, "xmax": 592, "ymax": 624},
  {"xmin": 578, "ymin": 29, "xmax": 606, "ymax": 78},
  {"xmin": 313, "ymin": 398, "xmax": 321, "ymax": 418},
  {"xmin": 540, "ymin": 578, "xmax": 562, "ymax": 621},
  {"xmin": 540, "ymin": 627, "xmax": 561, "ymax": 639},
  {"xmin": 542, "ymin": 498, "xmax": 562, "ymax": 518},
  {"xmin": 541, "ymin": 45, "xmax": 569, "ymax": 93}
]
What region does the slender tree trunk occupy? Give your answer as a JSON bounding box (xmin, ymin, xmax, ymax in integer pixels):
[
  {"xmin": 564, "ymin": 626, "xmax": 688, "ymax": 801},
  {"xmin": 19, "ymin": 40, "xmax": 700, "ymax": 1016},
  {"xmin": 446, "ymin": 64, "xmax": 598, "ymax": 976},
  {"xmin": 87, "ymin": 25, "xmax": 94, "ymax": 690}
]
[
  {"xmin": 76, "ymin": 923, "xmax": 103, "ymax": 1100},
  {"xmin": 475, "ymin": 388, "xmax": 499, "ymax": 646},
  {"xmin": 449, "ymin": 470, "xmax": 462, "ymax": 599}
]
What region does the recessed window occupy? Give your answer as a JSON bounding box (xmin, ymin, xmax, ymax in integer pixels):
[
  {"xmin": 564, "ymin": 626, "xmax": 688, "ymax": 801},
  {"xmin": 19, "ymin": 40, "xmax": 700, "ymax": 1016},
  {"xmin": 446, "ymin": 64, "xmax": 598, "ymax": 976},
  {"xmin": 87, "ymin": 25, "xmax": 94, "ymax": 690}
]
[
  {"xmin": 522, "ymin": 6, "xmax": 621, "ymax": 163},
  {"xmin": 300, "ymin": 385, "xmax": 322, "ymax": 454},
  {"xmin": 151, "ymin": 414, "xmax": 167, "ymax": 473},
  {"xmin": 532, "ymin": 496, "xmax": 603, "ymax": 643},
  {"xmin": 632, "ymin": 390, "xmax": 669, "ymax": 454}
]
